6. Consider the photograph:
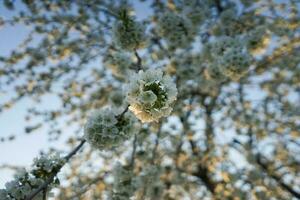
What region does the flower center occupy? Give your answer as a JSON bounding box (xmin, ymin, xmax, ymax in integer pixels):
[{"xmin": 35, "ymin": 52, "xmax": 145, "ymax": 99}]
[{"xmin": 143, "ymin": 81, "xmax": 167, "ymax": 109}]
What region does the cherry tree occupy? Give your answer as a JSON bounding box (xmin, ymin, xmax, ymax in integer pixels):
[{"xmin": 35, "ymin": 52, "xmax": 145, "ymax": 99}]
[{"xmin": 0, "ymin": 0, "xmax": 299, "ymax": 199}]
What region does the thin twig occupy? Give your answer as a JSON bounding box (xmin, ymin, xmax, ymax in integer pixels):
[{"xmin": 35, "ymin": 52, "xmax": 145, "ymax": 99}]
[
  {"xmin": 134, "ymin": 50, "xmax": 142, "ymax": 71},
  {"xmin": 130, "ymin": 134, "xmax": 138, "ymax": 168},
  {"xmin": 116, "ymin": 105, "xmax": 129, "ymax": 120},
  {"xmin": 151, "ymin": 122, "xmax": 163, "ymax": 164}
]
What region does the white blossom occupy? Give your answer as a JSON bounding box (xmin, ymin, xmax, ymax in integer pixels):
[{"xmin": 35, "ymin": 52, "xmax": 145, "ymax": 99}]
[
  {"xmin": 126, "ymin": 68, "xmax": 177, "ymax": 123},
  {"xmin": 0, "ymin": 153, "xmax": 63, "ymax": 200},
  {"xmin": 32, "ymin": 152, "xmax": 65, "ymax": 174},
  {"xmin": 217, "ymin": 47, "xmax": 252, "ymax": 80},
  {"xmin": 207, "ymin": 36, "xmax": 253, "ymax": 81},
  {"xmin": 112, "ymin": 11, "xmax": 146, "ymax": 51},
  {"xmin": 157, "ymin": 12, "xmax": 195, "ymax": 49},
  {"xmin": 84, "ymin": 108, "xmax": 138, "ymax": 150}
]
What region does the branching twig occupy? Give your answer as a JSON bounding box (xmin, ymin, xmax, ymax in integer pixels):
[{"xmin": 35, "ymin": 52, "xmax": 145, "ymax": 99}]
[
  {"xmin": 256, "ymin": 154, "xmax": 300, "ymax": 199},
  {"xmin": 116, "ymin": 105, "xmax": 129, "ymax": 120}
]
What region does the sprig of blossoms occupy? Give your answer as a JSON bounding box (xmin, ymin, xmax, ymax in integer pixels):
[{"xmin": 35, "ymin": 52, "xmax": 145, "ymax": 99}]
[
  {"xmin": 157, "ymin": 12, "xmax": 195, "ymax": 49},
  {"xmin": 112, "ymin": 9, "xmax": 146, "ymax": 51},
  {"xmin": 0, "ymin": 153, "xmax": 64, "ymax": 200},
  {"xmin": 32, "ymin": 153, "xmax": 65, "ymax": 180},
  {"xmin": 126, "ymin": 68, "xmax": 177, "ymax": 123},
  {"xmin": 84, "ymin": 108, "xmax": 138, "ymax": 150}
]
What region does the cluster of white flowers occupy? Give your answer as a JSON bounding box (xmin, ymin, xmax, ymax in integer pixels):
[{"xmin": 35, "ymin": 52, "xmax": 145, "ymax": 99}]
[
  {"xmin": 213, "ymin": 8, "xmax": 266, "ymax": 36},
  {"xmin": 126, "ymin": 68, "xmax": 177, "ymax": 123},
  {"xmin": 104, "ymin": 52, "xmax": 134, "ymax": 79},
  {"xmin": 84, "ymin": 108, "xmax": 138, "ymax": 150},
  {"xmin": 0, "ymin": 170, "xmax": 44, "ymax": 200},
  {"xmin": 168, "ymin": 54, "xmax": 204, "ymax": 81},
  {"xmin": 0, "ymin": 153, "xmax": 64, "ymax": 200},
  {"xmin": 32, "ymin": 153, "xmax": 65, "ymax": 177},
  {"xmin": 206, "ymin": 36, "xmax": 253, "ymax": 81},
  {"xmin": 210, "ymin": 36, "xmax": 241, "ymax": 57},
  {"xmin": 157, "ymin": 12, "xmax": 195, "ymax": 49},
  {"xmin": 112, "ymin": 10, "xmax": 146, "ymax": 51},
  {"xmin": 111, "ymin": 163, "xmax": 137, "ymax": 200},
  {"xmin": 217, "ymin": 46, "xmax": 252, "ymax": 80}
]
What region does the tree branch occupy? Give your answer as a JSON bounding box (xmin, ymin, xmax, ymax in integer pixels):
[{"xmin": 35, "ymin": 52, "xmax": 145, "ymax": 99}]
[{"xmin": 256, "ymin": 154, "xmax": 300, "ymax": 199}]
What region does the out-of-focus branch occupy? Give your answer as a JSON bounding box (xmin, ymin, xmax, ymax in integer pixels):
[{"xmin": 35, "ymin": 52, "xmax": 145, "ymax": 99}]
[
  {"xmin": 176, "ymin": 96, "xmax": 219, "ymax": 195},
  {"xmin": 130, "ymin": 134, "xmax": 138, "ymax": 167},
  {"xmin": 256, "ymin": 154, "xmax": 300, "ymax": 199},
  {"xmin": 65, "ymin": 172, "xmax": 109, "ymax": 200},
  {"xmin": 151, "ymin": 122, "xmax": 163, "ymax": 164},
  {"xmin": 215, "ymin": 0, "xmax": 223, "ymax": 13}
]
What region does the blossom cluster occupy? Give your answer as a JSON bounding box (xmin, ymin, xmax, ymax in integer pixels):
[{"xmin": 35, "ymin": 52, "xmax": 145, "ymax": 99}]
[
  {"xmin": 206, "ymin": 36, "xmax": 253, "ymax": 81},
  {"xmin": 126, "ymin": 68, "xmax": 177, "ymax": 123},
  {"xmin": 157, "ymin": 12, "xmax": 195, "ymax": 49},
  {"xmin": 218, "ymin": 46, "xmax": 252, "ymax": 80},
  {"xmin": 84, "ymin": 108, "xmax": 138, "ymax": 150},
  {"xmin": 213, "ymin": 8, "xmax": 266, "ymax": 37},
  {"xmin": 0, "ymin": 153, "xmax": 64, "ymax": 200},
  {"xmin": 112, "ymin": 10, "xmax": 146, "ymax": 51}
]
